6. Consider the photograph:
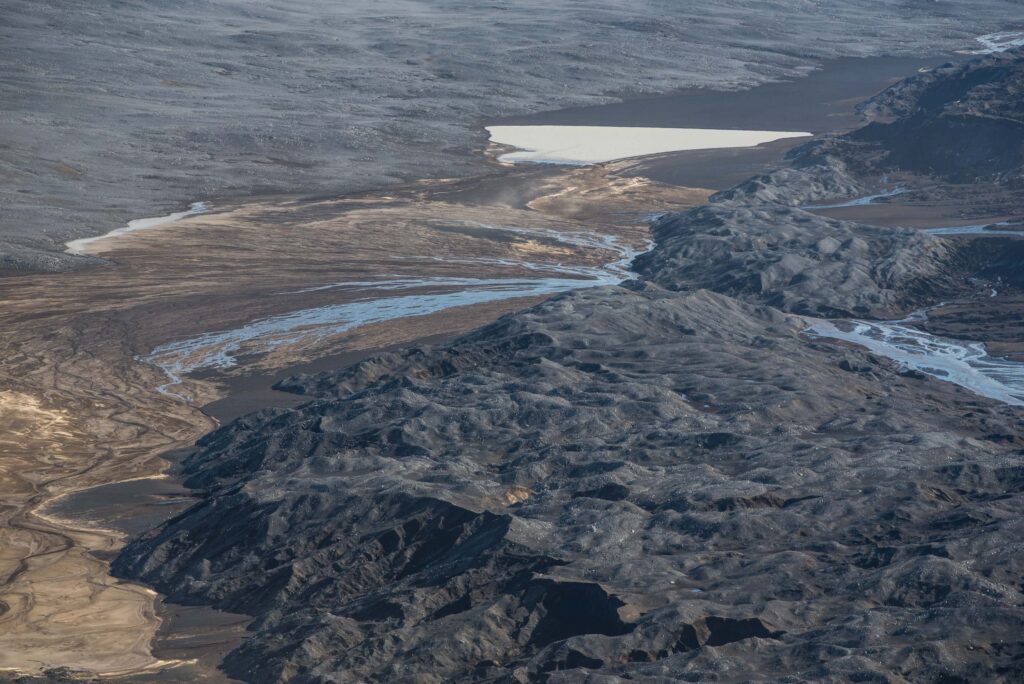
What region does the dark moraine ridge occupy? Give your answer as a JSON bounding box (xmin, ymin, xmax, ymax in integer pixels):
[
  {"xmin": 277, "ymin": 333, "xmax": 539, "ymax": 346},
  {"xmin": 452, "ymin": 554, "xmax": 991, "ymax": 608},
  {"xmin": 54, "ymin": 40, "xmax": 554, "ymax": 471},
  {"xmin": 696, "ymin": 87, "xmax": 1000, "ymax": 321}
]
[{"xmin": 115, "ymin": 51, "xmax": 1024, "ymax": 682}]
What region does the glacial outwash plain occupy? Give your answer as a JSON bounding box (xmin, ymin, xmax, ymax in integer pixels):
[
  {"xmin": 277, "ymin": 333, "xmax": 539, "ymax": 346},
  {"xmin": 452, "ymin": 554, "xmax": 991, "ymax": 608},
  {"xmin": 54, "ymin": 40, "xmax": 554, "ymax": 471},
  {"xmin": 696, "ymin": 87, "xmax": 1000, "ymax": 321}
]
[
  {"xmin": 115, "ymin": 50, "xmax": 1024, "ymax": 683},
  {"xmin": 1, "ymin": 3, "xmax": 1024, "ymax": 683}
]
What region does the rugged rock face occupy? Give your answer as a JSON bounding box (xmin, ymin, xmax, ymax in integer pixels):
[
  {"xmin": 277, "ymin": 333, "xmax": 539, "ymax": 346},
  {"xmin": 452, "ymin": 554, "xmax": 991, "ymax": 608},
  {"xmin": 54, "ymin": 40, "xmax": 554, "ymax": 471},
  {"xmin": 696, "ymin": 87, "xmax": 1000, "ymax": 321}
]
[
  {"xmin": 854, "ymin": 48, "xmax": 1024, "ymax": 182},
  {"xmin": 116, "ymin": 54, "xmax": 1024, "ymax": 682},
  {"xmin": 634, "ymin": 204, "xmax": 956, "ymax": 318},
  {"xmin": 859, "ymin": 48, "xmax": 1024, "ymax": 125},
  {"xmin": 116, "ymin": 287, "xmax": 1024, "ymax": 683},
  {"xmin": 636, "ymin": 49, "xmax": 1024, "ymax": 318}
]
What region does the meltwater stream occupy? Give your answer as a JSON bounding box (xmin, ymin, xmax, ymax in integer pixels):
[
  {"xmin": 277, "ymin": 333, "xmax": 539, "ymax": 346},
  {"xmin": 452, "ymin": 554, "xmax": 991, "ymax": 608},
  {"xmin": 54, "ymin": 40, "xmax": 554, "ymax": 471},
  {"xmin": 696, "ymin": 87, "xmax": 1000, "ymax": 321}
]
[
  {"xmin": 802, "ymin": 187, "xmax": 909, "ymax": 210},
  {"xmin": 924, "ymin": 222, "xmax": 1024, "ymax": 237},
  {"xmin": 805, "ymin": 319, "xmax": 1024, "ymax": 407},
  {"xmin": 146, "ymin": 223, "xmax": 649, "ymax": 399}
]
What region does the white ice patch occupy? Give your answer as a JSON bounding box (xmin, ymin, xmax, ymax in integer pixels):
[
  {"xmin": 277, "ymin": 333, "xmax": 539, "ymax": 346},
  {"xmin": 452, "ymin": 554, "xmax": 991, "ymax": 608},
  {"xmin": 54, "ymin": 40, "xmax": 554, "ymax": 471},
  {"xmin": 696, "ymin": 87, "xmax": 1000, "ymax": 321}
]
[
  {"xmin": 486, "ymin": 125, "xmax": 810, "ymax": 165},
  {"xmin": 805, "ymin": 319, "xmax": 1024, "ymax": 407},
  {"xmin": 964, "ymin": 31, "xmax": 1024, "ymax": 54},
  {"xmin": 66, "ymin": 202, "xmax": 209, "ymax": 255}
]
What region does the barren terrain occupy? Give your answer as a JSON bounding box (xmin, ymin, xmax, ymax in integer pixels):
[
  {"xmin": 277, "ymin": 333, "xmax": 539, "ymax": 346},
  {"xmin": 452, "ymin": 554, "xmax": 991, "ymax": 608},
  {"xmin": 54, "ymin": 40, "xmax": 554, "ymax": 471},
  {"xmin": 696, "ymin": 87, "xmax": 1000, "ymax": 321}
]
[
  {"xmin": 1, "ymin": 6, "xmax": 1023, "ymax": 680},
  {"xmin": 114, "ymin": 49, "xmax": 1024, "ymax": 683},
  {"xmin": 3, "ymin": 0, "xmax": 1022, "ymax": 270},
  {"xmin": 0, "ymin": 158, "xmax": 705, "ymax": 679}
]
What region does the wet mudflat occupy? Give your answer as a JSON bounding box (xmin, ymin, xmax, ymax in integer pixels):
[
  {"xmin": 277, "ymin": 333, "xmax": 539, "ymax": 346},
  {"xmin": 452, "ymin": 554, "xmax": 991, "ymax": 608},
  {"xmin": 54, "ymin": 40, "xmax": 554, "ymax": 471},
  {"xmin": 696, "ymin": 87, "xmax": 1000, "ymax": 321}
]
[
  {"xmin": 46, "ymin": 477, "xmax": 195, "ymax": 539},
  {"xmin": 496, "ymin": 56, "xmax": 961, "ymax": 132}
]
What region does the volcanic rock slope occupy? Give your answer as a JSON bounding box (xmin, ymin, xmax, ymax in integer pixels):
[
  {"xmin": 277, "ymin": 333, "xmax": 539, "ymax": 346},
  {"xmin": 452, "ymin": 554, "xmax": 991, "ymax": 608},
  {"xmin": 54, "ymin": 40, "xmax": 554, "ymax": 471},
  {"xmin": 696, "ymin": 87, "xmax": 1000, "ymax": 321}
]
[
  {"xmin": 116, "ymin": 53, "xmax": 1024, "ymax": 682},
  {"xmin": 2, "ymin": 0, "xmax": 1023, "ymax": 272}
]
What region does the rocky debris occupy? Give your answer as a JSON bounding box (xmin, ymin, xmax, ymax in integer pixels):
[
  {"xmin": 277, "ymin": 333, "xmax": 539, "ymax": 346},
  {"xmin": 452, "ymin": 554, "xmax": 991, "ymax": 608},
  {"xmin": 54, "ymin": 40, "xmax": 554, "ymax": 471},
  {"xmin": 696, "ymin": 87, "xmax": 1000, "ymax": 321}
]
[
  {"xmin": 116, "ymin": 53, "xmax": 1024, "ymax": 682},
  {"xmin": 858, "ymin": 48, "xmax": 1024, "ymax": 124},
  {"xmin": 0, "ymin": 242, "xmax": 100, "ymax": 275},
  {"xmin": 705, "ymin": 138, "xmax": 870, "ymax": 207},
  {"xmin": 634, "ymin": 195, "xmax": 1024, "ymax": 319}
]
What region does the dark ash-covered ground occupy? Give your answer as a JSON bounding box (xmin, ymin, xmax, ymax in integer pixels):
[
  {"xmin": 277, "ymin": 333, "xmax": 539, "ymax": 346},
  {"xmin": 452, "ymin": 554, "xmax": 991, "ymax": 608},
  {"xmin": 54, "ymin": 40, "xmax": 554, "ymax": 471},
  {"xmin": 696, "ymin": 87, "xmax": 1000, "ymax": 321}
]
[
  {"xmin": 2, "ymin": 0, "xmax": 1022, "ymax": 272},
  {"xmin": 114, "ymin": 51, "xmax": 1024, "ymax": 682}
]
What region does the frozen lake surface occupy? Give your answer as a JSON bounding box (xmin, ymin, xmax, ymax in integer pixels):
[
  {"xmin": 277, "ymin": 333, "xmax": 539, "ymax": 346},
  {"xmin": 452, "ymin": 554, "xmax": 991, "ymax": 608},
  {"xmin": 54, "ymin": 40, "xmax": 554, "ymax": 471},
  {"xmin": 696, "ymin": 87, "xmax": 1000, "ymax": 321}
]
[{"xmin": 486, "ymin": 125, "xmax": 810, "ymax": 165}]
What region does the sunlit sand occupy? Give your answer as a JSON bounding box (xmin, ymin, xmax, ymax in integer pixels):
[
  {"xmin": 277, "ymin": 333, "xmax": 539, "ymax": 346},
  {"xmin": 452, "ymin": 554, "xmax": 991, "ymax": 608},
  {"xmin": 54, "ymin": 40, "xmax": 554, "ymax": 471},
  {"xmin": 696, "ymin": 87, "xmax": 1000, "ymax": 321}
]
[{"xmin": 487, "ymin": 125, "xmax": 811, "ymax": 165}]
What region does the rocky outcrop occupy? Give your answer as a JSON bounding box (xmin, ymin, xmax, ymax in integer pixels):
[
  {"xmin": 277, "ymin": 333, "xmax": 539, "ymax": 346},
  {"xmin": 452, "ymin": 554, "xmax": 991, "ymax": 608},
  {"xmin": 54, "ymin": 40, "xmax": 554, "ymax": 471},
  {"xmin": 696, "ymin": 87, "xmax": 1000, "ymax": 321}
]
[
  {"xmin": 855, "ymin": 48, "xmax": 1024, "ymax": 182},
  {"xmin": 117, "ymin": 285, "xmax": 1024, "ymax": 682},
  {"xmin": 859, "ymin": 48, "xmax": 1024, "ymax": 124},
  {"xmin": 634, "ymin": 204, "xmax": 956, "ymax": 317},
  {"xmin": 635, "ymin": 50, "xmax": 1024, "ymax": 317}
]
